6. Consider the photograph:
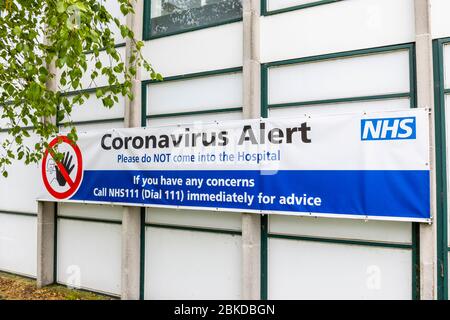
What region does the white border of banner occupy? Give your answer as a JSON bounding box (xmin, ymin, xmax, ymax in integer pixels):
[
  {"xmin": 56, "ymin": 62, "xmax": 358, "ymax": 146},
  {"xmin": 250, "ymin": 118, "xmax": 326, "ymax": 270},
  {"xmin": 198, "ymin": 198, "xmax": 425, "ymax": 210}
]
[
  {"xmin": 36, "ymin": 198, "xmax": 432, "ymax": 223},
  {"xmin": 38, "ymin": 108, "xmax": 432, "ymax": 224}
]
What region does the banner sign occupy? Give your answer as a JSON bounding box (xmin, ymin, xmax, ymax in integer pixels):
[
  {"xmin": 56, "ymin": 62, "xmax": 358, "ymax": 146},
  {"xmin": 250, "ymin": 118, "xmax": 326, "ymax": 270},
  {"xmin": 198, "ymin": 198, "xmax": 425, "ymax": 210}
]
[{"xmin": 39, "ymin": 108, "xmax": 431, "ymax": 222}]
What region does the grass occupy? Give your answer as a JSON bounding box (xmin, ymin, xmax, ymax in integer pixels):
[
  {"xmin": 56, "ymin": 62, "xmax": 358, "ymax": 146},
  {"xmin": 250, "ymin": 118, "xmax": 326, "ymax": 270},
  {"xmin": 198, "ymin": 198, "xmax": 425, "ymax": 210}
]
[{"xmin": 0, "ymin": 271, "xmax": 116, "ymax": 300}]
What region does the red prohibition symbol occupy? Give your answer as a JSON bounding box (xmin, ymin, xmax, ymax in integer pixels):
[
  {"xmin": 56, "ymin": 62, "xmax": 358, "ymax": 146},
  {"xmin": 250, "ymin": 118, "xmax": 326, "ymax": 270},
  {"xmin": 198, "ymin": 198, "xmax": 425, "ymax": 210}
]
[{"xmin": 42, "ymin": 136, "xmax": 83, "ymax": 199}]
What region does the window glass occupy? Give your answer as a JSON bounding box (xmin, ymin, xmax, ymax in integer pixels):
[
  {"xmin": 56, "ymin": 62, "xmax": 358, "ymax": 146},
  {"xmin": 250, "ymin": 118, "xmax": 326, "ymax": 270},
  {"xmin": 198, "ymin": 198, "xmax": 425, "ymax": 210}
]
[{"xmin": 149, "ymin": 0, "xmax": 242, "ymax": 37}]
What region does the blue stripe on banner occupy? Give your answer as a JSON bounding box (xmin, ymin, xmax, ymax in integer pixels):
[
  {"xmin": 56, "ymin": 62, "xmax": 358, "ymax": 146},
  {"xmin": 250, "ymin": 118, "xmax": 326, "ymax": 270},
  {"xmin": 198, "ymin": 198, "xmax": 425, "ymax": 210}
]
[{"xmin": 70, "ymin": 170, "xmax": 430, "ymax": 220}]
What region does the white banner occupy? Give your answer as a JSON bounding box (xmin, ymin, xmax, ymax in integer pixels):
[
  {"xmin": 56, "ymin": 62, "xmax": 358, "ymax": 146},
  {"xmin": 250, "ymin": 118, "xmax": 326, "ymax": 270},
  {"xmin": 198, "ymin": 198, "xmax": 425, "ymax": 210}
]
[{"xmin": 39, "ymin": 108, "xmax": 431, "ymax": 222}]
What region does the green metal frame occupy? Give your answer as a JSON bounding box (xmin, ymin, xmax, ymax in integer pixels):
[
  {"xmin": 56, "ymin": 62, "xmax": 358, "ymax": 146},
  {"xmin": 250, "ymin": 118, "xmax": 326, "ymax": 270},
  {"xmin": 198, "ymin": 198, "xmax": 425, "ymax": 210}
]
[
  {"xmin": 53, "ymin": 82, "xmax": 125, "ymax": 293},
  {"xmin": 147, "ymin": 107, "xmax": 243, "ymax": 120},
  {"xmin": 268, "ymin": 233, "xmax": 412, "ymax": 250},
  {"xmin": 412, "ymin": 223, "xmax": 421, "ymax": 300},
  {"xmin": 260, "ymin": 215, "xmax": 268, "ymax": 299},
  {"xmin": 143, "ymin": 0, "xmax": 242, "ymax": 40},
  {"xmin": 269, "ymin": 93, "xmax": 412, "ymax": 110},
  {"xmin": 146, "ymin": 222, "xmax": 242, "ymax": 236},
  {"xmin": 57, "ymin": 215, "xmax": 122, "ymax": 225},
  {"xmin": 433, "ymin": 37, "xmax": 449, "ymax": 300},
  {"xmin": 0, "ymin": 210, "xmax": 37, "ymax": 217},
  {"xmin": 59, "ymin": 117, "xmax": 125, "ymax": 128},
  {"xmin": 261, "ymin": 0, "xmax": 342, "ymax": 16},
  {"xmin": 139, "ymin": 102, "xmax": 147, "ymax": 300},
  {"xmin": 83, "ymin": 42, "xmax": 126, "ymax": 55},
  {"xmin": 53, "ymin": 204, "xmax": 58, "ymax": 284},
  {"xmin": 260, "ymin": 43, "xmax": 419, "ymax": 300},
  {"xmin": 410, "ymin": 44, "xmax": 420, "ymax": 301},
  {"xmin": 142, "ymin": 66, "xmax": 242, "ymax": 85},
  {"xmin": 52, "ymin": 42, "xmax": 126, "ymax": 288},
  {"xmin": 0, "ymin": 126, "xmax": 34, "ymax": 133},
  {"xmin": 140, "ymin": 66, "xmax": 244, "ymax": 300},
  {"xmin": 139, "ymin": 209, "xmax": 146, "ymax": 300},
  {"xmin": 262, "ymin": 43, "xmax": 417, "ymax": 110}
]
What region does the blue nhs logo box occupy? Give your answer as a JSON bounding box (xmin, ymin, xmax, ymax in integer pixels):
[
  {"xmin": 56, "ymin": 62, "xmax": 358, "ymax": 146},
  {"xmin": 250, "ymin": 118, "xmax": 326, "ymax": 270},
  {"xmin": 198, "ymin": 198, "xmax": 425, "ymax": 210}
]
[{"xmin": 361, "ymin": 117, "xmax": 416, "ymax": 140}]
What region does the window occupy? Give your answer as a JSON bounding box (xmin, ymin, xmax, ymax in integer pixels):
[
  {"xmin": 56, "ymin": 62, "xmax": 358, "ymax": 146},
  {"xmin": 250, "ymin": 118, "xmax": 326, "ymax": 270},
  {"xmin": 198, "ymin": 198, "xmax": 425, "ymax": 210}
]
[
  {"xmin": 262, "ymin": 46, "xmax": 415, "ymax": 117},
  {"xmin": 146, "ymin": 0, "xmax": 242, "ymax": 38}
]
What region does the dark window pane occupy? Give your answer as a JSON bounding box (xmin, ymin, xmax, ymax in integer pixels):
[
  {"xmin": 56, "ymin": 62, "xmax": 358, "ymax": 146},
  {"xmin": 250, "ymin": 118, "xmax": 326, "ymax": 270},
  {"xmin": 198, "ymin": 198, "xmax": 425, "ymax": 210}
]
[{"xmin": 150, "ymin": 0, "xmax": 242, "ymax": 37}]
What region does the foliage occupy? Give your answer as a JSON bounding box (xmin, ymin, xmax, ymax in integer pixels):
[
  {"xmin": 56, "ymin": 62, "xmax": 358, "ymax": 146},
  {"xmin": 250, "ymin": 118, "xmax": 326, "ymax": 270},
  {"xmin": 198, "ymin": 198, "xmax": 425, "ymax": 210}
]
[{"xmin": 0, "ymin": 0, "xmax": 161, "ymax": 177}]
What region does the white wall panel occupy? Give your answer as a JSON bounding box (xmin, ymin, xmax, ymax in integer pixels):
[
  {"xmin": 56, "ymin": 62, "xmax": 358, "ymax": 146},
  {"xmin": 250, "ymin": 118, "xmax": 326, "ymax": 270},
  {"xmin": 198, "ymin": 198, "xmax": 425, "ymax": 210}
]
[
  {"xmin": 146, "ymin": 207, "xmax": 241, "ymax": 231},
  {"xmin": 268, "ymin": 98, "xmax": 411, "ymax": 118},
  {"xmin": 147, "ymin": 111, "xmax": 243, "ymax": 127},
  {"xmin": 261, "ymin": 0, "xmax": 415, "ymax": 63},
  {"xmin": 0, "ymin": 133, "xmax": 43, "ymax": 213},
  {"xmin": 103, "ymin": 0, "xmax": 126, "ymax": 44},
  {"xmin": 142, "ymin": 22, "xmax": 243, "ymax": 78},
  {"xmin": 431, "ymin": 0, "xmax": 450, "ymax": 39},
  {"xmin": 268, "ymin": 238, "xmax": 411, "ymax": 299},
  {"xmin": 63, "ymin": 93, "xmax": 124, "ymax": 123},
  {"xmin": 147, "ymin": 72, "xmax": 242, "ymax": 116},
  {"xmin": 268, "ymin": 50, "xmax": 410, "ymax": 105},
  {"xmin": 443, "ymin": 44, "xmax": 450, "ymax": 89},
  {"xmin": 58, "ymin": 203, "xmax": 122, "ymax": 222},
  {"xmin": 57, "ymin": 219, "xmax": 121, "ymax": 295},
  {"xmin": 0, "ymin": 213, "xmax": 37, "ymax": 277},
  {"xmin": 145, "ymin": 227, "xmax": 241, "ymax": 299},
  {"xmin": 269, "ymin": 215, "xmax": 411, "ymax": 244},
  {"xmin": 0, "ymin": 114, "xmax": 11, "ymax": 128},
  {"xmin": 267, "ymin": 0, "xmax": 329, "ymax": 12}
]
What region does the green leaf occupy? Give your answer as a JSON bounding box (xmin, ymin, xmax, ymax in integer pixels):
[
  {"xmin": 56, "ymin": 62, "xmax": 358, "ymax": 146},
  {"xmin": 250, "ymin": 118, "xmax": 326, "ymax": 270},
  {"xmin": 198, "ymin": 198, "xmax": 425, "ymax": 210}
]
[
  {"xmin": 96, "ymin": 88, "xmax": 103, "ymax": 98},
  {"xmin": 56, "ymin": 1, "xmax": 66, "ymax": 13},
  {"xmin": 73, "ymin": 2, "xmax": 88, "ymax": 12},
  {"xmin": 13, "ymin": 26, "xmax": 22, "ymax": 36},
  {"xmin": 102, "ymin": 96, "xmax": 114, "ymax": 108}
]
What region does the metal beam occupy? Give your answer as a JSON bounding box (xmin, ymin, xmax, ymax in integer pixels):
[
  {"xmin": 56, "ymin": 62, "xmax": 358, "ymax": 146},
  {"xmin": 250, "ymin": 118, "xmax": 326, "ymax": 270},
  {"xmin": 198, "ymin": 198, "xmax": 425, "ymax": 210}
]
[
  {"xmin": 37, "ymin": 33, "xmax": 58, "ymax": 289},
  {"xmin": 414, "ymin": 0, "xmax": 437, "ymax": 300},
  {"xmin": 121, "ymin": 0, "xmax": 144, "ymax": 300},
  {"xmin": 242, "ymin": 0, "xmax": 261, "ymax": 300},
  {"xmin": 36, "ymin": 201, "xmax": 56, "ymax": 288}
]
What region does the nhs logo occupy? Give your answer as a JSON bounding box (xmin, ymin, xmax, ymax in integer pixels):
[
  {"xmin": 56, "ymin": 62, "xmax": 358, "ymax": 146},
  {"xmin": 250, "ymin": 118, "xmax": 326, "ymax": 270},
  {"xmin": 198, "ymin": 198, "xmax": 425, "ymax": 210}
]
[{"xmin": 361, "ymin": 117, "xmax": 416, "ymax": 140}]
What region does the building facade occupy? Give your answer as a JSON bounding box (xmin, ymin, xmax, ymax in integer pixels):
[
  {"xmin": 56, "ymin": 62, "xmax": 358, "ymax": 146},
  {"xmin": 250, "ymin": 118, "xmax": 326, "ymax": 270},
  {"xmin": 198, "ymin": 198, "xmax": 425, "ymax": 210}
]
[{"xmin": 1, "ymin": 0, "xmax": 450, "ymax": 300}]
